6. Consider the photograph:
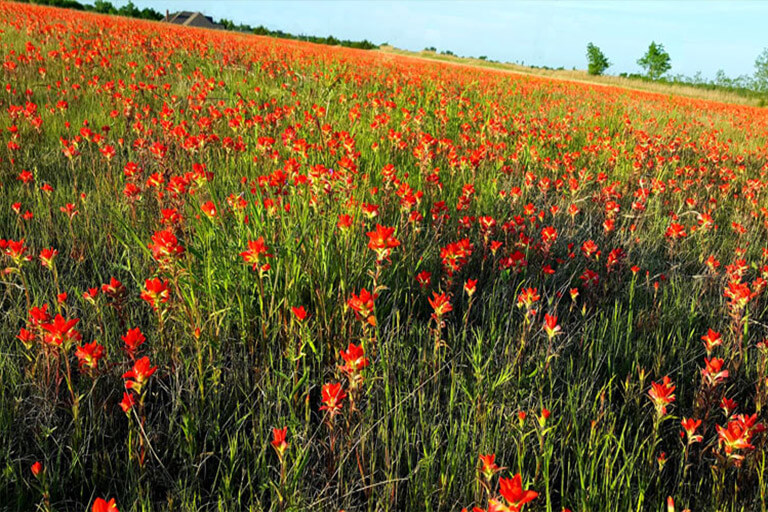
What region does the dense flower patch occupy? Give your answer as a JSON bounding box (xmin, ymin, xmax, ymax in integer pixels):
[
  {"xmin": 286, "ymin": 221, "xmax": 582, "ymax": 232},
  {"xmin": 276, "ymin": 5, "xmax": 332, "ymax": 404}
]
[{"xmin": 1, "ymin": 3, "xmax": 768, "ymax": 511}]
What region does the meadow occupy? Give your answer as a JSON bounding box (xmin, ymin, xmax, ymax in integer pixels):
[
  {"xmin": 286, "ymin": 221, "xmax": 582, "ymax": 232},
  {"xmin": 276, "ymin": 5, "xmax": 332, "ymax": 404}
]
[{"xmin": 1, "ymin": 3, "xmax": 768, "ymax": 511}]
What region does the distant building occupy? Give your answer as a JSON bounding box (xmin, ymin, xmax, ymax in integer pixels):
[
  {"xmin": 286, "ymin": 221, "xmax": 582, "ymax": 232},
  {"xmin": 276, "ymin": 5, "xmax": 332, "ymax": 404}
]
[{"xmin": 164, "ymin": 11, "xmax": 223, "ymax": 30}]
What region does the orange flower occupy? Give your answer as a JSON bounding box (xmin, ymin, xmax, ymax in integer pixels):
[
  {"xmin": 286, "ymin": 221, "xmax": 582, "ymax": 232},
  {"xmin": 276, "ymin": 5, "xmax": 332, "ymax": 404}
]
[
  {"xmin": 498, "ymin": 473, "xmax": 538, "ymax": 511},
  {"xmin": 240, "ymin": 237, "xmax": 274, "ymax": 273},
  {"xmin": 428, "ymin": 292, "xmax": 452, "ymax": 321},
  {"xmin": 701, "ymin": 328, "xmax": 722, "ymax": 355},
  {"xmin": 75, "ymin": 341, "xmax": 105, "ymax": 373},
  {"xmin": 340, "ymin": 343, "xmax": 369, "ymax": 375},
  {"xmin": 320, "ymin": 382, "xmax": 347, "ymax": 417},
  {"xmin": 41, "ymin": 314, "xmax": 81, "ymax": 349},
  {"xmin": 270, "ymin": 426, "xmax": 289, "ymax": 458},
  {"xmin": 415, "ymin": 270, "xmax": 432, "ymax": 288},
  {"xmin": 121, "ymin": 327, "xmax": 146, "ymax": 359},
  {"xmin": 119, "ymin": 392, "xmax": 136, "ymax": 414},
  {"xmin": 122, "ymin": 356, "xmax": 157, "ymax": 395},
  {"xmin": 464, "ymin": 279, "xmax": 478, "ymax": 297},
  {"xmin": 478, "ymin": 453, "xmax": 504, "ymax": 481},
  {"xmin": 140, "ymin": 277, "xmax": 170, "ymax": 310},
  {"xmin": 648, "ymin": 376, "xmax": 675, "ymax": 417},
  {"xmin": 291, "ymin": 306, "xmax": 308, "ymax": 322},
  {"xmin": 366, "ymin": 224, "xmax": 400, "ymax": 261},
  {"xmin": 92, "ymin": 497, "xmax": 119, "ymax": 512},
  {"xmin": 680, "ymin": 417, "xmax": 702, "ymax": 444},
  {"xmin": 543, "ymin": 314, "xmax": 561, "ymax": 339},
  {"xmin": 348, "ymin": 288, "xmax": 377, "ymax": 326},
  {"xmin": 701, "ymin": 357, "xmax": 729, "ymax": 387}
]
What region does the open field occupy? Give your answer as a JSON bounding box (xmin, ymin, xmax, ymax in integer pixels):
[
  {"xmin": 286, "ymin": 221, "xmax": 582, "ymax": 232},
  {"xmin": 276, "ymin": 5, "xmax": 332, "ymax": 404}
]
[
  {"xmin": 378, "ymin": 46, "xmax": 768, "ymax": 108},
  {"xmin": 2, "ymin": 3, "xmax": 768, "ymax": 511}
]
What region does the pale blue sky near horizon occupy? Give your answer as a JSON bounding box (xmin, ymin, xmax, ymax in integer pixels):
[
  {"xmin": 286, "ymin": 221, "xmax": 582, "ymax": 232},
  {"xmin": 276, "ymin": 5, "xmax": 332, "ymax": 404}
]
[{"xmin": 109, "ymin": 0, "xmax": 767, "ymax": 80}]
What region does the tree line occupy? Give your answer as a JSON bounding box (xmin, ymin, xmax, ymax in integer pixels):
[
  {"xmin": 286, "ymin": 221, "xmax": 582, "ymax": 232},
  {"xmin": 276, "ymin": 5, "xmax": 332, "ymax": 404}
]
[
  {"xmin": 219, "ymin": 18, "xmax": 377, "ymax": 50},
  {"xmin": 20, "ymin": 0, "xmax": 379, "ymax": 51},
  {"xmin": 586, "ymin": 41, "xmax": 768, "ymax": 95},
  {"xmin": 21, "ymin": 0, "xmax": 163, "ymax": 20}
]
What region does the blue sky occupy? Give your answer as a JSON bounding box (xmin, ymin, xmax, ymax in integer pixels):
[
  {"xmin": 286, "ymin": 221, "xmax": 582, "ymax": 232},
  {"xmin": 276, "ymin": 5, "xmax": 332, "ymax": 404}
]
[{"xmin": 112, "ymin": 1, "xmax": 767, "ymax": 79}]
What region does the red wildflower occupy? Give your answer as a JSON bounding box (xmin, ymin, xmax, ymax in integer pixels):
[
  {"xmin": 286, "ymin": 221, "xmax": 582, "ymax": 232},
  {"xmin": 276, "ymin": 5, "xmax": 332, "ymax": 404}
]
[
  {"xmin": 498, "ymin": 473, "xmax": 538, "ymax": 510},
  {"xmin": 75, "ymin": 341, "xmax": 105, "ymax": 372},
  {"xmin": 291, "ymin": 306, "xmax": 308, "ymax": 322},
  {"xmin": 717, "ymin": 417, "xmax": 757, "ymax": 460},
  {"xmin": 543, "ymin": 314, "xmax": 561, "ymax": 339},
  {"xmin": 478, "ymin": 453, "xmax": 504, "ymax": 481},
  {"xmin": 271, "ymin": 426, "xmax": 289, "ymax": 458},
  {"xmin": 4, "ymin": 239, "xmax": 32, "ymax": 265},
  {"xmin": 665, "ymin": 222, "xmax": 687, "ymax": 240},
  {"xmin": 200, "ymin": 201, "xmax": 217, "ymax": 219},
  {"xmin": 148, "ymin": 228, "xmax": 185, "ymax": 263},
  {"xmin": 101, "ymin": 276, "xmax": 126, "ymax": 297},
  {"xmin": 649, "ymin": 376, "xmax": 676, "ymax": 417},
  {"xmin": 366, "ymin": 224, "xmax": 400, "ymax": 261},
  {"xmin": 337, "ymin": 214, "xmax": 353, "ymax": 230},
  {"xmin": 415, "ymin": 270, "xmax": 432, "ymax": 288},
  {"xmin": 60, "ymin": 203, "xmax": 79, "ymax": 220},
  {"xmin": 122, "ymin": 356, "xmax": 157, "ymax": 395},
  {"xmin": 701, "ymin": 328, "xmax": 722, "ymax": 355},
  {"xmin": 541, "ymin": 226, "xmax": 557, "ymax": 248},
  {"xmin": 41, "ymin": 314, "xmax": 81, "ymax": 349},
  {"xmin": 320, "ymin": 382, "xmax": 346, "ymax": 417},
  {"xmin": 28, "ymin": 304, "xmax": 51, "ymax": 327},
  {"xmin": 240, "ymin": 237, "xmax": 274, "ymax": 273},
  {"xmin": 17, "ymin": 327, "xmax": 35, "ymax": 349},
  {"xmin": 428, "ymin": 292, "xmax": 452, "ymax": 321},
  {"xmin": 440, "ymin": 238, "xmax": 473, "ymax": 276},
  {"xmin": 701, "ymin": 357, "xmax": 729, "ymax": 387},
  {"xmin": 92, "ymin": 498, "xmax": 119, "ymax": 512},
  {"xmin": 119, "ymin": 392, "xmax": 136, "ymax": 413},
  {"xmin": 517, "ymin": 287, "xmax": 540, "ymax": 315},
  {"xmin": 141, "ymin": 277, "xmax": 170, "ymax": 310},
  {"xmin": 724, "ymin": 281, "xmax": 752, "ymax": 311},
  {"xmin": 721, "ymin": 397, "xmax": 738, "ymax": 417},
  {"xmin": 340, "ymin": 342, "xmax": 369, "ymax": 377},
  {"xmin": 348, "ymin": 288, "xmax": 377, "ymax": 326},
  {"xmin": 680, "ymin": 417, "xmax": 703, "ymax": 444},
  {"xmin": 39, "ymin": 247, "xmax": 58, "ymax": 268},
  {"xmin": 121, "ymin": 327, "xmax": 146, "ymax": 359}
]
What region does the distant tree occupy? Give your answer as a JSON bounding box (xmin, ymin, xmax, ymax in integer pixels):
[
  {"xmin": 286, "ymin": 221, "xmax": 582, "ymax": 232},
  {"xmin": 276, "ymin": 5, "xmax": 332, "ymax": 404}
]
[
  {"xmin": 219, "ymin": 18, "xmax": 236, "ymax": 31},
  {"xmin": 92, "ymin": 0, "xmax": 116, "ymax": 14},
  {"xmin": 423, "ymin": 46, "xmax": 436, "ymax": 52},
  {"xmin": 714, "ymin": 69, "xmax": 732, "ymax": 87},
  {"xmin": 117, "ymin": 1, "xmax": 137, "ymax": 17},
  {"xmin": 755, "ymin": 48, "xmax": 768, "ymax": 92},
  {"xmin": 637, "ymin": 41, "xmax": 671, "ymax": 80},
  {"xmin": 139, "ymin": 7, "xmax": 163, "ymax": 20},
  {"xmin": 586, "ymin": 43, "xmax": 610, "ymax": 75},
  {"xmin": 690, "ymin": 71, "xmax": 705, "ymax": 85}
]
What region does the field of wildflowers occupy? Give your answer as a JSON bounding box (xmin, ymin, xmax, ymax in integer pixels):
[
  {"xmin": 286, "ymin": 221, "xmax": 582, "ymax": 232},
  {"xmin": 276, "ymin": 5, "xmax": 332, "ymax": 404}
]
[{"xmin": 1, "ymin": 3, "xmax": 768, "ymax": 511}]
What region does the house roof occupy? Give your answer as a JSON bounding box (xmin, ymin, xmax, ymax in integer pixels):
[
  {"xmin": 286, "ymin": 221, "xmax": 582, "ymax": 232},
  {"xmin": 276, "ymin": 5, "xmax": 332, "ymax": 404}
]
[{"xmin": 165, "ymin": 11, "xmax": 223, "ymax": 29}]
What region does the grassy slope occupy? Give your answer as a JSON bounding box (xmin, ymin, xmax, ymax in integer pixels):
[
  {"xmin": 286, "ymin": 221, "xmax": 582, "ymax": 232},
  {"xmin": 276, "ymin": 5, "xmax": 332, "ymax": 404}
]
[
  {"xmin": 379, "ymin": 46, "xmax": 767, "ymax": 108},
  {"xmin": 0, "ymin": 4, "xmax": 767, "ymax": 512}
]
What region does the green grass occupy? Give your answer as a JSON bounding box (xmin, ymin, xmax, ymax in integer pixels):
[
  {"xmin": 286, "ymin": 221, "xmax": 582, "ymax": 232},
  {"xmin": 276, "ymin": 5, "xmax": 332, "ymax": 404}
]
[{"xmin": 1, "ymin": 4, "xmax": 768, "ymax": 512}]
